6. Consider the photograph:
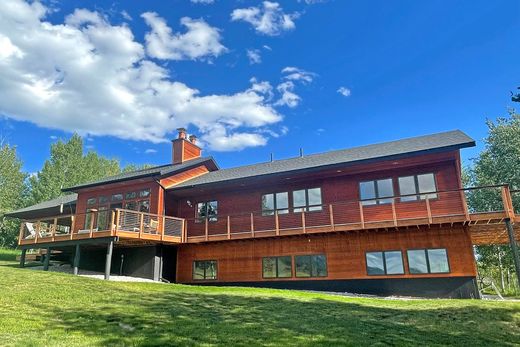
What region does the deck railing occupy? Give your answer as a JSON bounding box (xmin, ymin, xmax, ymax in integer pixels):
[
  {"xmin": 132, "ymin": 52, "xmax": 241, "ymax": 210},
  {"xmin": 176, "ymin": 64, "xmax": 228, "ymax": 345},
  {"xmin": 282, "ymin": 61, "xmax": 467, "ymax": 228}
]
[{"xmin": 18, "ymin": 185, "xmax": 518, "ymax": 246}]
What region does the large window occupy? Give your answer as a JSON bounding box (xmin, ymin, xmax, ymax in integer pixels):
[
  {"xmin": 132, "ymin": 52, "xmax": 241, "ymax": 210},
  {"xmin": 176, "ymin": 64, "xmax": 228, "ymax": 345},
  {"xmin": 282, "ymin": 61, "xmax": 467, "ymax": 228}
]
[
  {"xmin": 407, "ymin": 249, "xmax": 449, "ymax": 274},
  {"xmin": 193, "ymin": 260, "xmax": 217, "ymax": 280},
  {"xmin": 196, "ymin": 201, "xmax": 218, "ymax": 222},
  {"xmin": 398, "ymin": 173, "xmax": 437, "ymax": 202},
  {"xmin": 366, "ymin": 251, "xmax": 404, "ymax": 275},
  {"xmin": 359, "ymin": 179, "xmax": 394, "ymax": 205},
  {"xmin": 293, "ymin": 188, "xmax": 322, "ymax": 212},
  {"xmin": 262, "ymin": 192, "xmax": 289, "ymax": 216},
  {"xmin": 295, "ymin": 254, "xmax": 327, "ymax": 277},
  {"xmin": 262, "ymin": 256, "xmax": 292, "ymax": 278}
]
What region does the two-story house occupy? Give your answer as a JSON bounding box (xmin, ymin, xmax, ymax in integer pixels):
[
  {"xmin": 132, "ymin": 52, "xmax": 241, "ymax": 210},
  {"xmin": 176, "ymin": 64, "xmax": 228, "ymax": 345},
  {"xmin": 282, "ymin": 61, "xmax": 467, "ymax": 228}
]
[{"xmin": 9, "ymin": 129, "xmax": 520, "ymax": 298}]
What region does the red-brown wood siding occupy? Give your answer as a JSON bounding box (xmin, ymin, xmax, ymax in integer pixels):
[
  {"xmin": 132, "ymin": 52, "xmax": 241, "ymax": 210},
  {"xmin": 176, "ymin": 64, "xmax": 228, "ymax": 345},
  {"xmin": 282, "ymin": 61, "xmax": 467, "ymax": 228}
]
[{"xmin": 176, "ymin": 225, "xmax": 476, "ymax": 283}]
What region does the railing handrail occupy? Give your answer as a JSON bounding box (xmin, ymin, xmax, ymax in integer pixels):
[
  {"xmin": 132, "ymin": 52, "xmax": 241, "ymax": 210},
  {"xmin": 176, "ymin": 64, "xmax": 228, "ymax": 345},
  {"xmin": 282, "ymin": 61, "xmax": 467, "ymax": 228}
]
[{"xmin": 114, "ymin": 208, "xmax": 184, "ymax": 222}]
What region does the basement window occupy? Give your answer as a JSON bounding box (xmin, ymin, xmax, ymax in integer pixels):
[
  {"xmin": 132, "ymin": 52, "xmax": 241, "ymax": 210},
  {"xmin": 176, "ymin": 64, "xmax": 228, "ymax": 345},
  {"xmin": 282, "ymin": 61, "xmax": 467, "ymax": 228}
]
[
  {"xmin": 366, "ymin": 251, "xmax": 404, "ymax": 275},
  {"xmin": 193, "ymin": 260, "xmax": 217, "ymax": 280},
  {"xmin": 262, "ymin": 256, "xmax": 292, "ymax": 278},
  {"xmin": 407, "ymin": 249, "xmax": 449, "ymax": 274},
  {"xmin": 295, "ymin": 254, "xmax": 328, "ymax": 278}
]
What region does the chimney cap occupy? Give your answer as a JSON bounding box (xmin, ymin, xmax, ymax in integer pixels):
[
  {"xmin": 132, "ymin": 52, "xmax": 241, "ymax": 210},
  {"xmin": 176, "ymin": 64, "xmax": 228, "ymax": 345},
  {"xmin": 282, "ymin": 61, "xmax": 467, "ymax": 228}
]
[
  {"xmin": 176, "ymin": 128, "xmax": 187, "ymax": 139},
  {"xmin": 188, "ymin": 134, "xmax": 197, "ymax": 144}
]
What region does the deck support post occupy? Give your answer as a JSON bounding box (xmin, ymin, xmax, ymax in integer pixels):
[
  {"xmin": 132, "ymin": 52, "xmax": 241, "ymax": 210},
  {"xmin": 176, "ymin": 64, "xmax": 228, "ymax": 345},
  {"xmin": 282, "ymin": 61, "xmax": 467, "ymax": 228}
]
[
  {"xmin": 505, "ymin": 219, "xmax": 520, "ymax": 287},
  {"xmin": 73, "ymin": 244, "xmax": 81, "ymax": 275},
  {"xmin": 19, "ymin": 249, "xmax": 26, "ymax": 268},
  {"xmin": 43, "ymin": 247, "xmax": 50, "ymax": 271},
  {"xmin": 104, "ymin": 240, "xmax": 114, "ymax": 280}
]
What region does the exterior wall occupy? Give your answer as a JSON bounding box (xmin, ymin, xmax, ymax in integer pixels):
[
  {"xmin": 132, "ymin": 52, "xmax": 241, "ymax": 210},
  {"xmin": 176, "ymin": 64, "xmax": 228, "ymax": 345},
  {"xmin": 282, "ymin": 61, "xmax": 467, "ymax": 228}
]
[
  {"xmin": 172, "ymin": 151, "xmax": 466, "ymax": 238},
  {"xmin": 74, "ymin": 180, "xmax": 162, "ymax": 233},
  {"xmin": 176, "ymin": 225, "xmax": 476, "ymax": 284}
]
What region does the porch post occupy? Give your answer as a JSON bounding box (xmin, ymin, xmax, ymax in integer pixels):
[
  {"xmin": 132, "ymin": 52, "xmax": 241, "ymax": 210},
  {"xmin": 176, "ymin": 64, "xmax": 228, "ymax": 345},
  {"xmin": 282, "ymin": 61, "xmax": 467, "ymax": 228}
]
[
  {"xmin": 73, "ymin": 244, "xmax": 81, "ymax": 275},
  {"xmin": 104, "ymin": 240, "xmax": 114, "ymax": 280},
  {"xmin": 43, "ymin": 247, "xmax": 50, "ymax": 271},
  {"xmin": 19, "ymin": 249, "xmax": 26, "ymax": 268},
  {"xmin": 505, "ymin": 219, "xmax": 520, "ymax": 287}
]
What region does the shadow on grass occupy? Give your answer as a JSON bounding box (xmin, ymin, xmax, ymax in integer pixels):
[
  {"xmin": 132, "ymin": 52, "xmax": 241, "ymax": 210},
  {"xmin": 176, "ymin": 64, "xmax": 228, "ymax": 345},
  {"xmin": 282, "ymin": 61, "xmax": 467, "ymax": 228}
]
[{"xmin": 35, "ymin": 285, "xmax": 520, "ymax": 346}]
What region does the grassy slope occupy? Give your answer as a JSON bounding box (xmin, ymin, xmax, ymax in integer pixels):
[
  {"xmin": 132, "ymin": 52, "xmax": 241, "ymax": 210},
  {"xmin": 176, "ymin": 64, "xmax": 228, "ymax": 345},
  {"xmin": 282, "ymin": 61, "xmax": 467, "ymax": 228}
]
[{"xmin": 0, "ymin": 251, "xmax": 519, "ymax": 346}]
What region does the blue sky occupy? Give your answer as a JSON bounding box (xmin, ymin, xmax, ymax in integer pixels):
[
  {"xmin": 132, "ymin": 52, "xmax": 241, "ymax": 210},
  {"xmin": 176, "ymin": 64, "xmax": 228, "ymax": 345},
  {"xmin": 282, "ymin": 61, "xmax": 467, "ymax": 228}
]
[{"xmin": 0, "ymin": 0, "xmax": 519, "ymax": 174}]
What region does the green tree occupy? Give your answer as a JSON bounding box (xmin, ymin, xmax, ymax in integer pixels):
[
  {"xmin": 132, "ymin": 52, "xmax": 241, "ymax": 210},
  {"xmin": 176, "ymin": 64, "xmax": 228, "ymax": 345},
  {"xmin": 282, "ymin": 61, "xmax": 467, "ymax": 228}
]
[
  {"xmin": 0, "ymin": 141, "xmax": 28, "ymax": 247},
  {"xmin": 29, "ymin": 134, "xmax": 121, "ymax": 204},
  {"xmin": 466, "ymin": 109, "xmax": 520, "ymax": 294},
  {"xmin": 512, "ymin": 87, "xmax": 520, "ymax": 103}
]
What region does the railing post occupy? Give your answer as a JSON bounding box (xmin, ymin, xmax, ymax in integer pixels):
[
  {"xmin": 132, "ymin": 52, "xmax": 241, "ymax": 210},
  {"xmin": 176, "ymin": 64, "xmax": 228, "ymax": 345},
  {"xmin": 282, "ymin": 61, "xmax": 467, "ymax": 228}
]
[
  {"xmin": 35, "ymin": 221, "xmax": 40, "ymax": 244},
  {"xmin": 501, "ymin": 185, "xmax": 515, "ymax": 219},
  {"xmin": 391, "ymin": 200, "xmax": 398, "ymax": 227},
  {"xmin": 275, "ymin": 211, "xmax": 280, "ymax": 236},
  {"xmin": 205, "ymin": 218, "xmax": 209, "ymax": 241},
  {"xmin": 425, "ymin": 197, "xmax": 433, "ymax": 224},
  {"xmin": 301, "ymin": 211, "xmax": 306, "ymax": 234},
  {"xmin": 109, "ymin": 211, "xmax": 115, "ymax": 236},
  {"xmin": 250, "ymin": 213, "xmax": 255, "ymax": 237},
  {"xmin": 359, "ymin": 202, "xmax": 365, "ymax": 229},
  {"xmin": 89, "ymin": 211, "xmax": 95, "ymax": 238},
  {"xmin": 18, "ymin": 222, "xmax": 24, "ymax": 245},
  {"xmin": 139, "ymin": 213, "xmax": 144, "ymax": 239},
  {"xmin": 183, "ymin": 220, "xmax": 188, "ymax": 243},
  {"xmin": 329, "ymin": 204, "xmax": 335, "ymax": 231},
  {"xmin": 504, "ymin": 219, "xmax": 520, "ymax": 288},
  {"xmin": 70, "ymin": 215, "xmax": 75, "ymax": 240},
  {"xmin": 161, "ymin": 216, "xmax": 166, "ymax": 241},
  {"xmin": 52, "ymin": 218, "xmax": 57, "ymax": 241},
  {"xmin": 227, "ymin": 216, "xmax": 231, "ymax": 240}
]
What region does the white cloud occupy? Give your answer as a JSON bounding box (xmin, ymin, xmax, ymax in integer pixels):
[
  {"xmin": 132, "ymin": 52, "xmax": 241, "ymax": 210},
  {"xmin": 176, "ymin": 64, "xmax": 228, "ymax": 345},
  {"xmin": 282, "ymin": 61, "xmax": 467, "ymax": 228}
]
[
  {"xmin": 281, "ymin": 66, "xmax": 315, "ymax": 84},
  {"xmin": 142, "ymin": 12, "xmax": 227, "ymax": 61},
  {"xmin": 191, "ymin": 0, "xmax": 215, "ymax": 3},
  {"xmin": 263, "ymin": 45, "xmax": 272, "ymax": 51},
  {"xmin": 274, "ymin": 67, "xmax": 316, "ymax": 108},
  {"xmin": 145, "ymin": 148, "xmax": 157, "ymax": 154},
  {"xmin": 275, "ymin": 81, "xmax": 300, "ymax": 108},
  {"xmin": 246, "ymin": 49, "xmax": 261, "ymax": 64},
  {"xmin": 337, "ymin": 86, "xmax": 351, "ymax": 97},
  {"xmin": 121, "ymin": 10, "xmax": 132, "ymax": 21},
  {"xmin": 0, "ymin": 1, "xmax": 282, "ymax": 151},
  {"xmin": 231, "ymin": 1, "xmax": 298, "ymax": 36},
  {"xmin": 49, "ymin": 135, "xmax": 57, "ymax": 140}
]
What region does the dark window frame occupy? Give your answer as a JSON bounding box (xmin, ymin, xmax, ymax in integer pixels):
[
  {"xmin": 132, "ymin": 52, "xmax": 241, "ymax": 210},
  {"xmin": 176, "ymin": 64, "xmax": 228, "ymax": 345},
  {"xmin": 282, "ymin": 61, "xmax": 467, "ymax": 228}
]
[
  {"xmin": 262, "ymin": 256, "xmax": 293, "ymax": 279},
  {"xmin": 406, "ymin": 248, "xmax": 450, "ymax": 274},
  {"xmin": 365, "ymin": 250, "xmax": 405, "ymax": 276},
  {"xmin": 192, "ymin": 260, "xmax": 218, "ymax": 280},
  {"xmin": 359, "ymin": 178, "xmax": 394, "ymax": 206},
  {"xmin": 294, "ymin": 254, "xmax": 328, "ymax": 278},
  {"xmin": 293, "ymin": 188, "xmax": 323, "ymax": 213},
  {"xmin": 261, "ymin": 192, "xmax": 289, "ymax": 216},
  {"xmin": 398, "ymin": 173, "xmax": 438, "ymax": 203},
  {"xmin": 195, "ymin": 200, "xmax": 218, "ymax": 223}
]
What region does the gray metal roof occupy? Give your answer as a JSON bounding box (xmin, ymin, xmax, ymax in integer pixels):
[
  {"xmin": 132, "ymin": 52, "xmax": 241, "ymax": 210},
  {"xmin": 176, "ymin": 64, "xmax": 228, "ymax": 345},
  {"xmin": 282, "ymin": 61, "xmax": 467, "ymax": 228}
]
[
  {"xmin": 173, "ymin": 130, "xmax": 475, "ymax": 190},
  {"xmin": 6, "ymin": 193, "xmax": 77, "ymax": 219},
  {"xmin": 62, "ymin": 156, "xmax": 217, "ymax": 191}
]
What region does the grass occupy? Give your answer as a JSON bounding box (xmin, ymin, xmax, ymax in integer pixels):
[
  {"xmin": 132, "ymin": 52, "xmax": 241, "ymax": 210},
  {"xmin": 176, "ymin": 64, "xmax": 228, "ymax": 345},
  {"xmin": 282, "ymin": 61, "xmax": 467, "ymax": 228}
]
[{"xmin": 0, "ymin": 250, "xmax": 519, "ymax": 346}]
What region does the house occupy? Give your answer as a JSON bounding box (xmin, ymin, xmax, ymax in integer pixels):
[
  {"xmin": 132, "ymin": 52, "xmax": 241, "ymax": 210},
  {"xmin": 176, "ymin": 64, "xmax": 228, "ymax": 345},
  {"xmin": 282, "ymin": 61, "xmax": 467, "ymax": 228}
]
[{"xmin": 8, "ymin": 129, "xmax": 520, "ymax": 298}]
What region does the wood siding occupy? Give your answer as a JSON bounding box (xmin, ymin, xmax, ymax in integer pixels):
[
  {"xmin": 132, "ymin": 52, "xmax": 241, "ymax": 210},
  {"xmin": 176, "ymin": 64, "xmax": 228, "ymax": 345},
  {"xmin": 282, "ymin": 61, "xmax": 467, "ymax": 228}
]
[
  {"xmin": 176, "ymin": 225, "xmax": 476, "ymax": 283},
  {"xmin": 172, "ymin": 151, "xmax": 465, "ymax": 238},
  {"xmin": 160, "ymin": 166, "xmax": 209, "ymax": 189}
]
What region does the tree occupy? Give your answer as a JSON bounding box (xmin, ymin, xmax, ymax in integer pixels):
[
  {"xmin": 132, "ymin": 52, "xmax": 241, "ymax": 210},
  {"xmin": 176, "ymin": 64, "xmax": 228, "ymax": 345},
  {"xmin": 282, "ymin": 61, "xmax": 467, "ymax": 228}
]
[
  {"xmin": 0, "ymin": 141, "xmax": 28, "ymax": 247},
  {"xmin": 466, "ymin": 109, "xmax": 520, "ymax": 294},
  {"xmin": 29, "ymin": 134, "xmax": 121, "ymax": 204},
  {"xmin": 512, "ymin": 87, "xmax": 520, "ymax": 103}
]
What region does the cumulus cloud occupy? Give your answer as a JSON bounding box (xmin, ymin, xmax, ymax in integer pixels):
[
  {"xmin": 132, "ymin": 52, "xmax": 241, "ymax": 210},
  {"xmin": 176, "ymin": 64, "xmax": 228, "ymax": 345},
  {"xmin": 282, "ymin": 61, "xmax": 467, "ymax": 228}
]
[
  {"xmin": 142, "ymin": 12, "xmax": 227, "ymax": 61},
  {"xmin": 274, "ymin": 67, "xmax": 316, "ymax": 108},
  {"xmin": 337, "ymin": 86, "xmax": 351, "ymax": 97},
  {"xmin": 246, "ymin": 49, "xmax": 262, "ymax": 64},
  {"xmin": 231, "ymin": 1, "xmax": 298, "ymax": 36},
  {"xmin": 0, "ymin": 0, "xmax": 282, "ymax": 151}
]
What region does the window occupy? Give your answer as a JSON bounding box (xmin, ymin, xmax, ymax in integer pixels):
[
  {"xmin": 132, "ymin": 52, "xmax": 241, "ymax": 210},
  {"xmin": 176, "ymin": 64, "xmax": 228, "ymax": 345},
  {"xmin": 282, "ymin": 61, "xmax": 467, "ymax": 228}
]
[
  {"xmin": 87, "ymin": 198, "xmax": 97, "ymax": 206},
  {"xmin": 295, "ymin": 254, "xmax": 327, "ymax": 277},
  {"xmin": 125, "ymin": 201, "xmax": 137, "ymax": 210},
  {"xmin": 262, "ymin": 256, "xmax": 292, "ymax": 278},
  {"xmin": 84, "ymin": 209, "xmax": 95, "ymax": 229},
  {"xmin": 139, "ymin": 189, "xmax": 151, "ymax": 198},
  {"xmin": 196, "ymin": 201, "xmax": 218, "ymax": 222},
  {"xmin": 398, "ymin": 173, "xmax": 437, "ymax": 202},
  {"xmin": 99, "ymin": 196, "xmax": 109, "ymax": 204},
  {"xmin": 192, "ymin": 260, "xmax": 217, "ymax": 280},
  {"xmin": 111, "ymin": 193, "xmax": 123, "ymax": 202},
  {"xmin": 366, "ymin": 251, "xmax": 404, "ymax": 275},
  {"xmin": 262, "ymin": 192, "xmax": 289, "ymax": 216},
  {"xmin": 407, "ymin": 249, "xmax": 449, "ymax": 274},
  {"xmin": 293, "ymin": 188, "xmax": 322, "ymax": 212},
  {"xmin": 359, "ymin": 179, "xmax": 394, "ymax": 205},
  {"xmin": 97, "ymin": 206, "xmax": 109, "ymax": 231},
  {"xmin": 138, "ymin": 200, "xmax": 150, "ymax": 213},
  {"xmin": 125, "ymin": 191, "xmax": 137, "ymax": 200}
]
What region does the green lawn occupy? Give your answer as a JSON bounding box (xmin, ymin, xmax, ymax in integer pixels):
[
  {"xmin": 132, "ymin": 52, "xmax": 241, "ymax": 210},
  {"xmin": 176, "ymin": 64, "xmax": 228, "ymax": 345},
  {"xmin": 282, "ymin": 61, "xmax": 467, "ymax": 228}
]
[{"xmin": 0, "ymin": 250, "xmax": 519, "ymax": 346}]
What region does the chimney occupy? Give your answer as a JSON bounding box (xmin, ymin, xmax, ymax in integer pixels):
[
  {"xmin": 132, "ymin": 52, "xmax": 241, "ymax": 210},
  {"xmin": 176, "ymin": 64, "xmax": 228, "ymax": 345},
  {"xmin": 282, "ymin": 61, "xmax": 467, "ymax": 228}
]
[{"xmin": 172, "ymin": 128, "xmax": 202, "ymax": 164}]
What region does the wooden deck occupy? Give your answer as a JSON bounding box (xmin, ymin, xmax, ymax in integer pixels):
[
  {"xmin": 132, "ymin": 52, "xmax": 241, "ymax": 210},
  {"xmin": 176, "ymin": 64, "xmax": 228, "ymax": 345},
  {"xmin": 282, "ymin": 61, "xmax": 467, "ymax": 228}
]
[{"xmin": 18, "ymin": 185, "xmax": 520, "ymax": 247}]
